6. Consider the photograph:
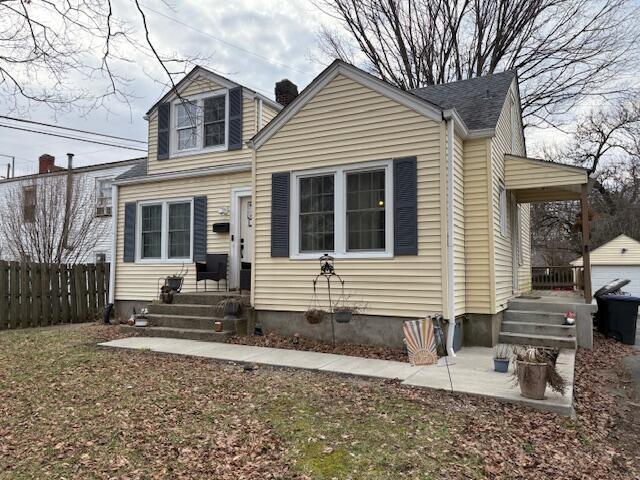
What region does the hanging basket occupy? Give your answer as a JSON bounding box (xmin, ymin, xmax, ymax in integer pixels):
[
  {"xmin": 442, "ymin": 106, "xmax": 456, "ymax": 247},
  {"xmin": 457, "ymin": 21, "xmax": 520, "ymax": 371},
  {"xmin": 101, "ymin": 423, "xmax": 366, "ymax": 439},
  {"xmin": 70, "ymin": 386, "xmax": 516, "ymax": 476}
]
[
  {"xmin": 334, "ymin": 308, "xmax": 353, "ymax": 323},
  {"xmin": 304, "ymin": 308, "xmax": 326, "ymax": 324}
]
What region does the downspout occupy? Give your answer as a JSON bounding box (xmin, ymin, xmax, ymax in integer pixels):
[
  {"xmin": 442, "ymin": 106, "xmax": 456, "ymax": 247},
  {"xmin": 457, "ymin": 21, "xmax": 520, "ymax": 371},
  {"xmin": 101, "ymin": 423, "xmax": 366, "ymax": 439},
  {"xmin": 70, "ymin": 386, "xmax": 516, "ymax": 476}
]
[
  {"xmin": 444, "ymin": 113, "xmax": 456, "ymax": 358},
  {"xmin": 108, "ymin": 183, "xmax": 118, "ymax": 305}
]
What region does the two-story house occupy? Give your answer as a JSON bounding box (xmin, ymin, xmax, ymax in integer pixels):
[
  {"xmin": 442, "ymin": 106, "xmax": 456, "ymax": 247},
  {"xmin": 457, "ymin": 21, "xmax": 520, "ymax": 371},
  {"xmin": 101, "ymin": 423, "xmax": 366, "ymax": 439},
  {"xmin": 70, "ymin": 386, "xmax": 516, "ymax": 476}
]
[
  {"xmin": 112, "ymin": 61, "xmax": 594, "ymax": 352},
  {"xmin": 0, "ymin": 154, "xmax": 142, "ymax": 264}
]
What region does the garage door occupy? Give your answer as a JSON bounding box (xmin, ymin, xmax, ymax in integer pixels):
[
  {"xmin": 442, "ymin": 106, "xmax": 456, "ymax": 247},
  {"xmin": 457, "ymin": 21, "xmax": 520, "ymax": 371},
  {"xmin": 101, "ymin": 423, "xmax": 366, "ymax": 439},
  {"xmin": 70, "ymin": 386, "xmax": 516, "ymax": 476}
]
[{"xmin": 592, "ymin": 265, "xmax": 640, "ymax": 297}]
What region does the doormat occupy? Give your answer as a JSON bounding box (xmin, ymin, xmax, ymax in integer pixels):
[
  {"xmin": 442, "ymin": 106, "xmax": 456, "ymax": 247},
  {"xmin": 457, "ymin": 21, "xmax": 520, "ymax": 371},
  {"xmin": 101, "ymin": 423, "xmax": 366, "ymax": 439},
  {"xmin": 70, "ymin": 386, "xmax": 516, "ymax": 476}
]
[{"xmin": 516, "ymin": 295, "xmax": 542, "ymax": 299}]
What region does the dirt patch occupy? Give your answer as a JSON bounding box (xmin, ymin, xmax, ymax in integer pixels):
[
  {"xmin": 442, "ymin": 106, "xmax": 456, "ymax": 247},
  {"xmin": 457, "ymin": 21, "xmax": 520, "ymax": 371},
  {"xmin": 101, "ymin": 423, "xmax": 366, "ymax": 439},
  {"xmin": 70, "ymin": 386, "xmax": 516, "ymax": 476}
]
[{"xmin": 228, "ymin": 332, "xmax": 407, "ymax": 362}]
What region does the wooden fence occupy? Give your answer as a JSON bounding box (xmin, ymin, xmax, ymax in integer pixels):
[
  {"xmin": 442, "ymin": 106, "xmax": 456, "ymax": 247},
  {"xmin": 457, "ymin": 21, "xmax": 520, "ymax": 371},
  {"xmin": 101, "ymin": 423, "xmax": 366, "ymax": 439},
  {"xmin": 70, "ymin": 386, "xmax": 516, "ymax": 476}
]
[
  {"xmin": 531, "ymin": 266, "xmax": 584, "ymax": 291},
  {"xmin": 0, "ymin": 261, "xmax": 109, "ymax": 331}
]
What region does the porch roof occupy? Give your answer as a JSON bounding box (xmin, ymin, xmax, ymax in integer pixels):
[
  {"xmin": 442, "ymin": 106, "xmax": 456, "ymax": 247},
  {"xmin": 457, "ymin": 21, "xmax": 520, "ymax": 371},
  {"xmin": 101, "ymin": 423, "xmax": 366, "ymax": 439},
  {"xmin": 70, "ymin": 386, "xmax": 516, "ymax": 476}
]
[{"xmin": 504, "ymin": 154, "xmax": 589, "ymax": 203}]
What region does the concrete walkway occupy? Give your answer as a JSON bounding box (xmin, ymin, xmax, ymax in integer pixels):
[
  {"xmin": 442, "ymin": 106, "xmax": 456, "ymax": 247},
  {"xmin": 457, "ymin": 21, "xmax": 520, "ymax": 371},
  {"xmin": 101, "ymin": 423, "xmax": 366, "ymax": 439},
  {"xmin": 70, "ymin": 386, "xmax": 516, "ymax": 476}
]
[{"xmin": 99, "ymin": 337, "xmax": 575, "ymax": 416}]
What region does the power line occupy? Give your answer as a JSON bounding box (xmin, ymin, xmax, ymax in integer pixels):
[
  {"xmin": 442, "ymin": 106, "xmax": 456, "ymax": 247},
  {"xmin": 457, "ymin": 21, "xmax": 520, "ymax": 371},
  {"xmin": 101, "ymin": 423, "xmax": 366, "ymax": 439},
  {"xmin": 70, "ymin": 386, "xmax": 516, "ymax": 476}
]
[
  {"xmin": 0, "ymin": 115, "xmax": 147, "ymax": 144},
  {"xmin": 0, "ymin": 124, "xmax": 147, "ymax": 152},
  {"xmin": 140, "ymin": 1, "xmax": 310, "ymax": 77}
]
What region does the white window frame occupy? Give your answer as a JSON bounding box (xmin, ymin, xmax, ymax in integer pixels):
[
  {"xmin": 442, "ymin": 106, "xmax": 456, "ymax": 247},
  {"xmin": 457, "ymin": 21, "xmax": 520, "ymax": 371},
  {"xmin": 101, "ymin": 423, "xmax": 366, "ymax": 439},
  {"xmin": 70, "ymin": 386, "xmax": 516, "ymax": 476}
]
[
  {"xmin": 170, "ymin": 89, "xmax": 229, "ymax": 158},
  {"xmin": 95, "ymin": 177, "xmax": 113, "ymax": 216},
  {"xmin": 135, "ymin": 197, "xmax": 194, "ymax": 264},
  {"xmin": 290, "ymin": 160, "xmax": 394, "ymax": 260}
]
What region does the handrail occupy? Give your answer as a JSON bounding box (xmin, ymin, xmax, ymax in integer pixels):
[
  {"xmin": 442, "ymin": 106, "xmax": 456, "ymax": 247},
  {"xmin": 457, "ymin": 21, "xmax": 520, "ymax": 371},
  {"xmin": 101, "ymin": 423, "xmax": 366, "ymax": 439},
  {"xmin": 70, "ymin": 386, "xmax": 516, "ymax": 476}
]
[{"xmin": 531, "ymin": 266, "xmax": 584, "ymax": 290}]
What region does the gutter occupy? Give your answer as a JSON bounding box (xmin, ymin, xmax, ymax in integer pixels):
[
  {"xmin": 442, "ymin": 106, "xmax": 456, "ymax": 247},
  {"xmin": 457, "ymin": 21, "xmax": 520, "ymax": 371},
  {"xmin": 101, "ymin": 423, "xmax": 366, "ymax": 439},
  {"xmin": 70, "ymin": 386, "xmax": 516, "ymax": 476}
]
[
  {"xmin": 114, "ymin": 162, "xmax": 251, "ymax": 186},
  {"xmin": 443, "ymin": 112, "xmax": 457, "ymax": 358},
  {"xmin": 108, "ymin": 183, "xmax": 118, "ymax": 305}
]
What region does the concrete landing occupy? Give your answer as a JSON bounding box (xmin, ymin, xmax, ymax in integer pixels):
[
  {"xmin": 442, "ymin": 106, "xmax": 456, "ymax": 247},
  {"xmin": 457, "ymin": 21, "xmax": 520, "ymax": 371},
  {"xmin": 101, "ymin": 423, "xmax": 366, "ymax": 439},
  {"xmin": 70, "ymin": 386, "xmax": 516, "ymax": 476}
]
[{"xmin": 99, "ymin": 337, "xmax": 575, "ymax": 416}]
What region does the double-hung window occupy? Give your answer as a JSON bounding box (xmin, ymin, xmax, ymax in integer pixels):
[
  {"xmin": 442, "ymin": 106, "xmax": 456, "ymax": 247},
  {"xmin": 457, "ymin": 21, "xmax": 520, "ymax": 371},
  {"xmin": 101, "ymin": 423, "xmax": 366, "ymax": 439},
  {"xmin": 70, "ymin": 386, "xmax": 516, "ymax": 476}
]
[
  {"xmin": 173, "ymin": 93, "xmax": 227, "ymax": 154},
  {"xmin": 176, "ymin": 101, "xmax": 199, "ymax": 151},
  {"xmin": 138, "ymin": 199, "xmax": 193, "ymax": 262},
  {"xmin": 292, "ymin": 161, "xmax": 392, "ymax": 258}
]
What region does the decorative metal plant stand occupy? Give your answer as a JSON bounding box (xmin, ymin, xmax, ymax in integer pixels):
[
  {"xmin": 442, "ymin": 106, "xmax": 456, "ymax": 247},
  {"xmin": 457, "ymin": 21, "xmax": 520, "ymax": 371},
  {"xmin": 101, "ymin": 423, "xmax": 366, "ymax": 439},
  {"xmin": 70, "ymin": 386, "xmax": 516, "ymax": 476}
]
[{"xmin": 312, "ymin": 254, "xmax": 345, "ymax": 346}]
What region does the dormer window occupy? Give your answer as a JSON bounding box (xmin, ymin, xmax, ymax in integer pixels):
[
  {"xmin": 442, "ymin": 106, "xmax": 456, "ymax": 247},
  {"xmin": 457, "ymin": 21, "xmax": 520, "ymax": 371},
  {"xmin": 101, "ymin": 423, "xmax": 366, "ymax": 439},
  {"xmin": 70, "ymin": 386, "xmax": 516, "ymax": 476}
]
[
  {"xmin": 204, "ymin": 96, "xmax": 226, "ymax": 147},
  {"xmin": 176, "ymin": 101, "xmax": 198, "ymax": 150},
  {"xmin": 171, "ymin": 91, "xmax": 228, "ymax": 156}
]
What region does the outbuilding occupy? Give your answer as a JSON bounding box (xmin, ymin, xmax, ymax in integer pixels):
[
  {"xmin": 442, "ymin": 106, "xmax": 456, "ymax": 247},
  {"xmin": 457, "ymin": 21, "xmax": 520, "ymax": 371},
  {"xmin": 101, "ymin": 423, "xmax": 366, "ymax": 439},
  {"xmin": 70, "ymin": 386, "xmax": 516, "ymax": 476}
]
[{"xmin": 571, "ymin": 234, "xmax": 640, "ymax": 298}]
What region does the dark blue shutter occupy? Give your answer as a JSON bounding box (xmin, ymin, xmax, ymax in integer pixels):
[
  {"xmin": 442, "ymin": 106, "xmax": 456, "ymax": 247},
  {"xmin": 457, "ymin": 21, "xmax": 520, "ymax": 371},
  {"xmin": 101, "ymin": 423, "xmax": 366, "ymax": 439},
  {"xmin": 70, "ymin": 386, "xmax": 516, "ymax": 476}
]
[
  {"xmin": 271, "ymin": 172, "xmax": 290, "ymax": 257},
  {"xmin": 157, "ymin": 102, "xmax": 170, "ymax": 160},
  {"xmin": 393, "ymin": 157, "xmax": 418, "ymax": 255},
  {"xmin": 123, "ymin": 202, "xmax": 136, "ymax": 262},
  {"xmin": 193, "ymin": 196, "xmax": 207, "ymax": 262},
  {"xmin": 228, "ymin": 87, "xmax": 243, "ymax": 150}
]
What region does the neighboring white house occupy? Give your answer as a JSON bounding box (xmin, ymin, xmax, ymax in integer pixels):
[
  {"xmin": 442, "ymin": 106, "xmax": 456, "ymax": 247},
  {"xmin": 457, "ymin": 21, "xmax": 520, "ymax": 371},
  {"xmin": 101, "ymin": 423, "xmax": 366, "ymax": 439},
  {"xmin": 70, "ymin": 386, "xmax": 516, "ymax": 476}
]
[
  {"xmin": 0, "ymin": 154, "xmax": 145, "ymax": 264},
  {"xmin": 571, "ymin": 234, "xmax": 640, "ymax": 298}
]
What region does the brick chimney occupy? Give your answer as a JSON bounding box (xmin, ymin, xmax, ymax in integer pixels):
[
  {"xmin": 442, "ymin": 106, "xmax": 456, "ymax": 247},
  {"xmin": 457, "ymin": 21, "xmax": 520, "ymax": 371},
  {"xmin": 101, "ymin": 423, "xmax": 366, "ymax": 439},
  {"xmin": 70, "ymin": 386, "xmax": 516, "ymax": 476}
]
[
  {"xmin": 275, "ymin": 79, "xmax": 298, "ymax": 107},
  {"xmin": 39, "ymin": 154, "xmax": 56, "ymax": 174}
]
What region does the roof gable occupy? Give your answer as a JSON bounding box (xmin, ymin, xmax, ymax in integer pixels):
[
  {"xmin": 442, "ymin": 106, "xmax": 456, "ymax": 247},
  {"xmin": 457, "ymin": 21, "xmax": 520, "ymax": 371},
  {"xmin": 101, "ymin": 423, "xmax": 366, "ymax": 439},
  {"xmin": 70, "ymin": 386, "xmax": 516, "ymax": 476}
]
[
  {"xmin": 571, "ymin": 234, "xmax": 640, "ymax": 266},
  {"xmin": 249, "ymin": 60, "xmax": 443, "ymax": 150},
  {"xmin": 411, "ymin": 71, "xmax": 517, "ymax": 132},
  {"xmin": 146, "ymin": 66, "xmax": 282, "ymax": 115}
]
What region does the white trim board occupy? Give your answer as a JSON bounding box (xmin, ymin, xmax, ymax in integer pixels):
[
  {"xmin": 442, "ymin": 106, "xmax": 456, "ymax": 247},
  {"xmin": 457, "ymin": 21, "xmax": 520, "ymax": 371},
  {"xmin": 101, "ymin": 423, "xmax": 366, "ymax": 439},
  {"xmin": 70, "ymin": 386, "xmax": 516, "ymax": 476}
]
[
  {"xmin": 114, "ymin": 162, "xmax": 251, "ymax": 186},
  {"xmin": 229, "ymin": 187, "xmax": 252, "ymax": 288}
]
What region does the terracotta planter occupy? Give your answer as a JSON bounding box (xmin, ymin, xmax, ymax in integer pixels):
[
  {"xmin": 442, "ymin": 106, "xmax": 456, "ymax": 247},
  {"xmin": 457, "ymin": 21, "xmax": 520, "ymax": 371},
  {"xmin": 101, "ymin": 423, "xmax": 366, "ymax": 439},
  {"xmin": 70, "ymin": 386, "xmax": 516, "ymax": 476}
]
[{"xmin": 517, "ymin": 361, "xmax": 548, "ymax": 400}]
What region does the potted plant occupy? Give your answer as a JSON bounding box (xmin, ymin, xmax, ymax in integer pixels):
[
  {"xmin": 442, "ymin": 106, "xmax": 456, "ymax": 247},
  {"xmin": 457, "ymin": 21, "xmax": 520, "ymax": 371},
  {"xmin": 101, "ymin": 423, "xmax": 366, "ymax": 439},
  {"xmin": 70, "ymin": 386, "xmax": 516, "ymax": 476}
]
[
  {"xmin": 304, "ymin": 308, "xmax": 326, "ymax": 324},
  {"xmin": 219, "ymin": 297, "xmax": 241, "ymax": 320},
  {"xmin": 493, "ymin": 344, "xmax": 511, "ymax": 373},
  {"xmin": 513, "ymin": 347, "xmax": 566, "ymax": 400}
]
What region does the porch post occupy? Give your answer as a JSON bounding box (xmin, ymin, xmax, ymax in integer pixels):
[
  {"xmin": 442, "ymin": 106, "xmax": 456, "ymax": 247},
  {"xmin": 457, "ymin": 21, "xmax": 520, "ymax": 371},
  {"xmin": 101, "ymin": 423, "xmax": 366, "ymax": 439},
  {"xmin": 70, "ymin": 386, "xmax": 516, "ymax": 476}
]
[{"xmin": 581, "ymin": 183, "xmax": 592, "ymax": 303}]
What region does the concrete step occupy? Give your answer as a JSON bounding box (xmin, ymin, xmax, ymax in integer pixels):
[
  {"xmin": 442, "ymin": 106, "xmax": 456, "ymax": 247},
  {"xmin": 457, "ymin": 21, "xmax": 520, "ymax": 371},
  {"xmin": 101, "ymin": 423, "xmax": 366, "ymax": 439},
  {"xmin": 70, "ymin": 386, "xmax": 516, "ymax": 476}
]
[
  {"xmin": 148, "ymin": 314, "xmax": 246, "ymax": 333},
  {"xmin": 508, "ymin": 299, "xmax": 582, "ymax": 314},
  {"xmin": 120, "ymin": 325, "xmax": 232, "ymax": 342},
  {"xmin": 172, "ymin": 292, "xmax": 249, "ymax": 306},
  {"xmin": 504, "ymin": 310, "xmax": 567, "ymax": 325},
  {"xmin": 147, "ymin": 302, "xmax": 226, "ymax": 318},
  {"xmin": 501, "ymin": 321, "xmax": 576, "ymax": 337},
  {"xmin": 499, "ymin": 332, "xmax": 576, "ymax": 350}
]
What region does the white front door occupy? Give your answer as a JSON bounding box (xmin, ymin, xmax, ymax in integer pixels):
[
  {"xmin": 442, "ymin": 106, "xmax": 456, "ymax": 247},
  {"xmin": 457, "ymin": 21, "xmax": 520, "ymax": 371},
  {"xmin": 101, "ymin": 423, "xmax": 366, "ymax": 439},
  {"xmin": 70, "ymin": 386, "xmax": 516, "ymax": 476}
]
[
  {"xmin": 230, "ymin": 187, "xmax": 252, "ymax": 289},
  {"xmin": 240, "ymin": 196, "xmax": 253, "ymax": 265}
]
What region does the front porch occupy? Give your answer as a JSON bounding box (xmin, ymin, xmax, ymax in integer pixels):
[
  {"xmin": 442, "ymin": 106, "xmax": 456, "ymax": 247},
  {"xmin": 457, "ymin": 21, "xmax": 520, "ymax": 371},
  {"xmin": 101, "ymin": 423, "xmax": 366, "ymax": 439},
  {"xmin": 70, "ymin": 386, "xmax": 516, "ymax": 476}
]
[
  {"xmin": 100, "ymin": 335, "xmax": 575, "ymax": 416},
  {"xmin": 505, "ymin": 154, "xmax": 593, "ymax": 303}
]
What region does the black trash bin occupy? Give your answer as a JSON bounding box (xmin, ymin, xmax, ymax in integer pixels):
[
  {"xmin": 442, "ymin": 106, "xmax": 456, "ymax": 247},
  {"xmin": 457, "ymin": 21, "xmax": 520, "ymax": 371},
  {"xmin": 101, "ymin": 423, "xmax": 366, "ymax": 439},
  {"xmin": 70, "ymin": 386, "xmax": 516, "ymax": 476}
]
[
  {"xmin": 593, "ymin": 279, "xmax": 630, "ymax": 334},
  {"xmin": 600, "ymin": 294, "xmax": 640, "ymax": 345}
]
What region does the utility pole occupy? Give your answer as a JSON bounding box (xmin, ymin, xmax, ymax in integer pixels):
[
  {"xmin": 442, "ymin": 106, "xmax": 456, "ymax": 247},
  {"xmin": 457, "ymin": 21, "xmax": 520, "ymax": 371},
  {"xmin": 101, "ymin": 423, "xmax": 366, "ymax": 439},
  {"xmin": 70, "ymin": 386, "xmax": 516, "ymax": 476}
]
[
  {"xmin": 61, "ymin": 153, "xmax": 74, "ymax": 251},
  {"xmin": 5, "ymin": 163, "xmax": 9, "ymax": 179}
]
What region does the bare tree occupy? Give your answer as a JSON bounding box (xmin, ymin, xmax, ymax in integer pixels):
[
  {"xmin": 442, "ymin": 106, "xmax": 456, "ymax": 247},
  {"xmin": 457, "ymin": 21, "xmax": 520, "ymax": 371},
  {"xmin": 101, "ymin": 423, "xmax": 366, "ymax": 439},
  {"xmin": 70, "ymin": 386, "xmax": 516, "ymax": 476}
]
[
  {"xmin": 315, "ymin": 0, "xmax": 639, "ymax": 127},
  {"xmin": 0, "ymin": 0, "xmax": 204, "ymax": 114},
  {"xmin": 532, "ymin": 95, "xmax": 640, "ymax": 264},
  {"xmin": 0, "ymin": 175, "xmax": 107, "ymax": 264}
]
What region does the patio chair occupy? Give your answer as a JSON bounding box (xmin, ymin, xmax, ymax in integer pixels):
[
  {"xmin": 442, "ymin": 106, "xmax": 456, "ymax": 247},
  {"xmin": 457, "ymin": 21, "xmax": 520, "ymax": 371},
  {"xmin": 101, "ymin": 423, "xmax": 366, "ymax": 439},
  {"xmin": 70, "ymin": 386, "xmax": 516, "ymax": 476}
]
[{"xmin": 196, "ymin": 254, "xmax": 228, "ymax": 291}]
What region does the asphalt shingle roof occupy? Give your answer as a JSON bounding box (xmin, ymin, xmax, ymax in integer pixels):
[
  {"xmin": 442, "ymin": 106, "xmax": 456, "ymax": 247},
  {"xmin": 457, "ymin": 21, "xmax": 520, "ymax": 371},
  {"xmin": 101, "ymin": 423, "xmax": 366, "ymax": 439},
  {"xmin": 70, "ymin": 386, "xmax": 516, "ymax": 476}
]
[
  {"xmin": 115, "ymin": 158, "xmax": 147, "ymax": 181},
  {"xmin": 411, "ymin": 70, "xmax": 516, "ymax": 131}
]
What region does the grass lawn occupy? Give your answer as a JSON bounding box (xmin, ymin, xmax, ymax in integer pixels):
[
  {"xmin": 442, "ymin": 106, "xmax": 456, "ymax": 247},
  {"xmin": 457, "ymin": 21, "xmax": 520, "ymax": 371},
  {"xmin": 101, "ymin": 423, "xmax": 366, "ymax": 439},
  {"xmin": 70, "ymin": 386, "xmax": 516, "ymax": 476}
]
[{"xmin": 0, "ymin": 325, "xmax": 638, "ymax": 479}]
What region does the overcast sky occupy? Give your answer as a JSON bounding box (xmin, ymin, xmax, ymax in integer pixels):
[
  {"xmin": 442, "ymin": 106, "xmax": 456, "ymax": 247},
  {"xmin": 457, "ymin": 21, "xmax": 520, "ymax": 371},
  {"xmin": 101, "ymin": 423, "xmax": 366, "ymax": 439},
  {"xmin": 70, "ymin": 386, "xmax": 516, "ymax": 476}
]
[{"xmin": 1, "ymin": 0, "xmax": 567, "ymax": 177}]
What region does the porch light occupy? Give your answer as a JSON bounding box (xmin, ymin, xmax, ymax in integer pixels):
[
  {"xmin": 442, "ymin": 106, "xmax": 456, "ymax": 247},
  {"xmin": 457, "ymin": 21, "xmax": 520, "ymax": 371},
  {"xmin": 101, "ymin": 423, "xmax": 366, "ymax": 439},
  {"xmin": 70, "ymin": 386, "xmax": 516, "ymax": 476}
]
[{"xmin": 378, "ymin": 200, "xmax": 384, "ymax": 207}]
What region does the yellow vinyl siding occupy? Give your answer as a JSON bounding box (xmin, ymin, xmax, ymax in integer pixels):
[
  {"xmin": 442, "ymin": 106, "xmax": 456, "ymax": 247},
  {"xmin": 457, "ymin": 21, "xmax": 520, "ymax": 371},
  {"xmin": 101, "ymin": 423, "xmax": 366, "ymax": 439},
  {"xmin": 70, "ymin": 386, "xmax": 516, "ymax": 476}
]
[
  {"xmin": 253, "ymin": 74, "xmax": 443, "ymax": 318},
  {"xmin": 490, "ymin": 82, "xmax": 528, "ymax": 312},
  {"xmin": 463, "ymin": 138, "xmax": 493, "ymax": 314},
  {"xmin": 262, "ymin": 103, "xmax": 279, "ymax": 124},
  {"xmin": 571, "ymin": 234, "xmax": 640, "ymax": 266},
  {"xmin": 147, "ymin": 76, "xmax": 255, "ymax": 175},
  {"xmin": 452, "ymin": 131, "xmax": 466, "ymax": 315},
  {"xmin": 505, "ymin": 155, "xmax": 587, "ymax": 190},
  {"xmin": 114, "ymin": 171, "xmax": 251, "ymax": 301}
]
